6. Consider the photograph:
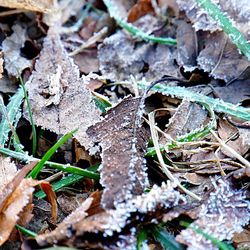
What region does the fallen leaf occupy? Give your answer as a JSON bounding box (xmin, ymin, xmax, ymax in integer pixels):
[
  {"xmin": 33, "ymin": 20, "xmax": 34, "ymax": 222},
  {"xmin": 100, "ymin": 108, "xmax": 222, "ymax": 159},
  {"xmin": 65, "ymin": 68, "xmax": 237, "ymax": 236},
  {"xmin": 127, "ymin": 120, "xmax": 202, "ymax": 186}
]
[
  {"xmin": 0, "ymin": 0, "xmax": 55, "ymax": 13},
  {"xmin": 2, "ymin": 24, "xmax": 32, "ymax": 77},
  {"xmin": 176, "ymin": 19, "xmax": 198, "ymax": 72},
  {"xmin": 26, "ymin": 27, "xmax": 101, "ymax": 148},
  {"xmin": 233, "ymin": 228, "xmax": 250, "ymax": 249},
  {"xmin": 0, "ymin": 156, "xmax": 17, "ymax": 188},
  {"xmin": 0, "ymin": 162, "xmax": 38, "ymax": 246},
  {"xmin": 128, "ymin": 0, "xmax": 154, "ymax": 23},
  {"xmin": 213, "ymin": 79, "xmax": 250, "ymax": 104},
  {"xmin": 218, "ymin": 119, "xmax": 249, "ymax": 156},
  {"xmin": 98, "ymin": 17, "xmax": 178, "ymax": 82},
  {"xmin": 197, "ymin": 32, "xmax": 250, "ymax": 82},
  {"xmin": 162, "ymin": 99, "xmax": 207, "ymax": 143},
  {"xmin": 87, "ymin": 96, "xmax": 149, "ymax": 208},
  {"xmin": 40, "ymin": 182, "xmax": 58, "ymax": 224},
  {"xmin": 176, "ymin": 179, "xmax": 250, "ymax": 249}
]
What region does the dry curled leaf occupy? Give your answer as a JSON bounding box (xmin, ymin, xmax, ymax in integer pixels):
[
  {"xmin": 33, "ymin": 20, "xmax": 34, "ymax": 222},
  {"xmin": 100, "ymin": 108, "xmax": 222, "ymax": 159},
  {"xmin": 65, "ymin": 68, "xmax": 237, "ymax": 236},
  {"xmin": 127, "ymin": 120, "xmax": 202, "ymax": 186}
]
[
  {"xmin": 87, "ymin": 96, "xmax": 149, "ymax": 208},
  {"xmin": 176, "ymin": 179, "xmax": 250, "ymax": 250},
  {"xmin": 0, "ymin": 0, "xmax": 55, "ymax": 13},
  {"xmin": 2, "ymin": 24, "xmax": 32, "ymax": 77},
  {"xmin": 0, "ymin": 162, "xmax": 38, "ymax": 246},
  {"xmin": 26, "ymin": 27, "xmax": 101, "ymax": 148}
]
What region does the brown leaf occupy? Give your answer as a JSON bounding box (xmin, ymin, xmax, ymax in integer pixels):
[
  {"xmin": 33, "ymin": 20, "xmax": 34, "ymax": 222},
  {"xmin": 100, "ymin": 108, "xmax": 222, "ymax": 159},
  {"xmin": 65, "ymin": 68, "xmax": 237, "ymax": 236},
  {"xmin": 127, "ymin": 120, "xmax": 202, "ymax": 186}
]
[
  {"xmin": 128, "ymin": 0, "xmax": 154, "ymax": 23},
  {"xmin": 87, "ymin": 96, "xmax": 149, "ymax": 208},
  {"xmin": 0, "ymin": 0, "xmax": 55, "ymax": 13},
  {"xmin": 176, "ymin": 179, "xmax": 250, "ymax": 249},
  {"xmin": 0, "ymin": 162, "xmax": 38, "ymax": 246},
  {"xmin": 26, "ymin": 27, "xmax": 101, "ymax": 148},
  {"xmin": 2, "ymin": 24, "xmax": 32, "ymax": 77},
  {"xmin": 40, "ymin": 182, "xmax": 58, "ymax": 224},
  {"xmin": 218, "ymin": 119, "xmax": 249, "ymax": 156}
]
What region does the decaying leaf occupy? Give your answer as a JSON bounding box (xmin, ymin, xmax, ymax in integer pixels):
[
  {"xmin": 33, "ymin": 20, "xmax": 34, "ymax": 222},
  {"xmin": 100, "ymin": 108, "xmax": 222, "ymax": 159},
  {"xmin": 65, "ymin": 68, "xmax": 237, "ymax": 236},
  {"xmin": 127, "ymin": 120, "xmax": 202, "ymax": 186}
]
[
  {"xmin": 26, "ymin": 27, "xmax": 101, "ymax": 148},
  {"xmin": 0, "ymin": 0, "xmax": 55, "ymax": 13},
  {"xmin": 35, "ymin": 182, "xmax": 186, "ymax": 248},
  {"xmin": 0, "ymin": 162, "xmax": 38, "ymax": 246},
  {"xmin": 87, "ymin": 96, "xmax": 149, "ymax": 208},
  {"xmin": 98, "ymin": 17, "xmax": 178, "ymax": 82},
  {"xmin": 176, "ymin": 179, "xmax": 250, "ymax": 250},
  {"xmin": 2, "ymin": 24, "xmax": 32, "ymax": 77}
]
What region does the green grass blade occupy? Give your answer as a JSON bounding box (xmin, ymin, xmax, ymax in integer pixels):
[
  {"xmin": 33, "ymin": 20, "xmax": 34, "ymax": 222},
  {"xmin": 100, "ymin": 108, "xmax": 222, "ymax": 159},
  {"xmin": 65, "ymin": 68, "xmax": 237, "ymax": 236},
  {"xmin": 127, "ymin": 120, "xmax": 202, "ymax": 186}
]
[
  {"xmin": 35, "ymin": 164, "xmax": 99, "ymax": 199},
  {"xmin": 195, "ymin": 0, "xmax": 250, "ymax": 61},
  {"xmin": 19, "ymin": 76, "xmax": 37, "ymax": 156},
  {"xmin": 103, "ymin": 0, "xmax": 177, "ymax": 45},
  {"xmin": 27, "ymin": 129, "xmax": 77, "ymax": 179},
  {"xmin": 0, "ymin": 87, "xmax": 24, "ymax": 146},
  {"xmin": 0, "ymin": 147, "xmax": 100, "ymax": 180},
  {"xmin": 150, "ymin": 225, "xmax": 185, "ymax": 250},
  {"xmin": 15, "ymin": 224, "xmax": 37, "ymax": 238},
  {"xmin": 180, "ymin": 221, "xmax": 235, "ymax": 250},
  {"xmin": 137, "ymin": 228, "xmax": 149, "ymax": 250}
]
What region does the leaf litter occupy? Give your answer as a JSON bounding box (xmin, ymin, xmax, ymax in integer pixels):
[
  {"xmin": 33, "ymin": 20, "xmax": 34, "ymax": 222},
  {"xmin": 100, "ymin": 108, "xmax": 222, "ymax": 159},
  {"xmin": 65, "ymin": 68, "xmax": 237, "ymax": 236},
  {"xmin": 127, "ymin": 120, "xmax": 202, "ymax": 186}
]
[{"xmin": 0, "ymin": 0, "xmax": 249, "ymax": 249}]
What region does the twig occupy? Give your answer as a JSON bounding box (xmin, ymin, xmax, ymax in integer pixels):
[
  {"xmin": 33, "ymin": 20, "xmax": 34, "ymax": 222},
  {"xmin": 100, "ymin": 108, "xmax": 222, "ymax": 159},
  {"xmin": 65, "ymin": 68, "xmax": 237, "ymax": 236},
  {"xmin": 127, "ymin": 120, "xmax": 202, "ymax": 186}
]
[
  {"xmin": 148, "ymin": 112, "xmax": 201, "ymax": 201},
  {"xmin": 69, "ymin": 27, "xmax": 108, "ymax": 56},
  {"xmin": 211, "ymin": 130, "xmax": 250, "ymax": 168}
]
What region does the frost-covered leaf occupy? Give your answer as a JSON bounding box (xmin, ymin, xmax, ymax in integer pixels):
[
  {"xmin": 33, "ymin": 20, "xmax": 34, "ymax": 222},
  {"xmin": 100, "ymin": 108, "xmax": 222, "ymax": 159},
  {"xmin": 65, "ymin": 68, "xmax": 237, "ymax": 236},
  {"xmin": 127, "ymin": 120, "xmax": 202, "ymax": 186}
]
[
  {"xmin": 98, "ymin": 17, "xmax": 178, "ymax": 82},
  {"xmin": 35, "ymin": 182, "xmax": 186, "ymax": 248},
  {"xmin": 2, "ymin": 24, "xmax": 32, "ymax": 77},
  {"xmin": 0, "ymin": 0, "xmax": 55, "ymax": 13},
  {"xmin": 176, "ymin": 19, "xmax": 197, "ymax": 72},
  {"xmin": 162, "ymin": 99, "xmax": 207, "ymax": 143},
  {"xmin": 197, "ymin": 32, "xmax": 250, "ymax": 82},
  {"xmin": 0, "ymin": 156, "xmax": 17, "ymax": 188},
  {"xmin": 26, "ymin": 27, "xmax": 101, "ymax": 148},
  {"xmin": 0, "ymin": 162, "xmax": 38, "ymax": 246},
  {"xmin": 87, "ymin": 96, "xmax": 149, "ymax": 208},
  {"xmin": 176, "ymin": 179, "xmax": 250, "ymax": 250}
]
